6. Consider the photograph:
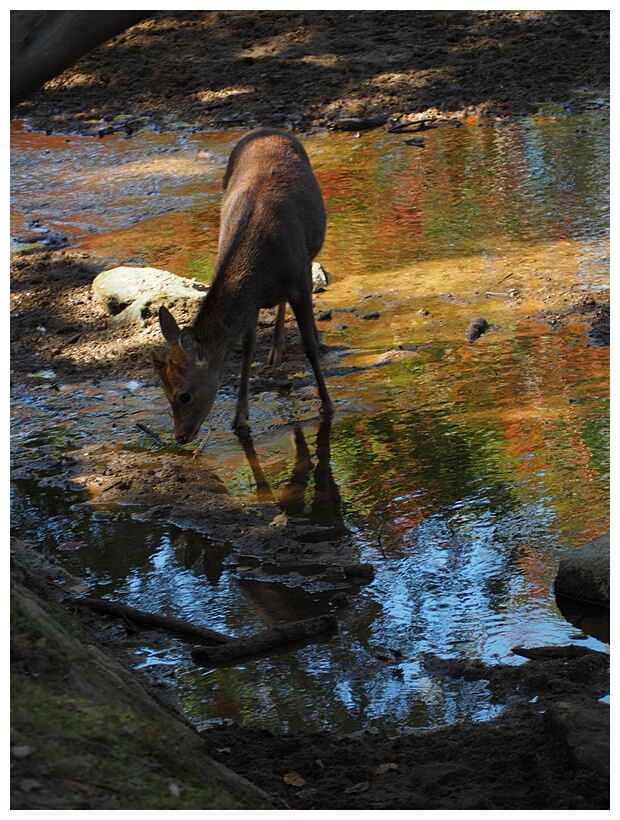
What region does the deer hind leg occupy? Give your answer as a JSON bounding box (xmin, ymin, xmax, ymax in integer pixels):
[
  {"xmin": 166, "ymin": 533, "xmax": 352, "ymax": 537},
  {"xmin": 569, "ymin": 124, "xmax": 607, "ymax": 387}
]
[
  {"xmin": 290, "ymin": 291, "xmax": 335, "ymax": 417},
  {"xmin": 267, "ymin": 302, "xmax": 286, "ymax": 366},
  {"xmin": 232, "ymin": 324, "xmax": 257, "ymax": 430}
]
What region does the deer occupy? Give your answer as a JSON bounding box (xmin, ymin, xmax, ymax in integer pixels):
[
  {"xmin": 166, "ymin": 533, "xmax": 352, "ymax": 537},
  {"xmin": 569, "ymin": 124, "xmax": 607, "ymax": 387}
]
[{"xmin": 152, "ymin": 129, "xmax": 335, "ymax": 444}]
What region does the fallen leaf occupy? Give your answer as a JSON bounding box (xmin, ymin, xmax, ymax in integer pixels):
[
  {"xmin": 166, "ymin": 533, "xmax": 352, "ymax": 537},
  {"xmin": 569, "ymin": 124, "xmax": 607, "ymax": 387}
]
[
  {"xmin": 344, "ymin": 781, "xmax": 369, "ymax": 794},
  {"xmin": 284, "ymin": 772, "xmax": 306, "ymax": 788},
  {"xmin": 270, "ymin": 511, "xmax": 288, "ymax": 528},
  {"xmin": 69, "ymin": 584, "xmax": 90, "ymax": 594},
  {"xmin": 374, "ymin": 762, "xmax": 398, "ymax": 774}
]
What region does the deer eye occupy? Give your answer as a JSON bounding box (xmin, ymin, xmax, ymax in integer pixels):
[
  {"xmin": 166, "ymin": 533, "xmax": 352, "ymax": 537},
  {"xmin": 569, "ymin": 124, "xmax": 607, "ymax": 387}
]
[{"xmin": 178, "ymin": 392, "xmax": 192, "ymax": 406}]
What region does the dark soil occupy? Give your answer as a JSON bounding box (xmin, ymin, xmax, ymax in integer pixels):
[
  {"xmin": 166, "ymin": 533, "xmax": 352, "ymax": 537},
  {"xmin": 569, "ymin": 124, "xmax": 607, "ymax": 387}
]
[
  {"xmin": 11, "ymin": 10, "xmax": 610, "ymax": 811},
  {"xmin": 14, "ymin": 10, "xmax": 609, "ymax": 136}
]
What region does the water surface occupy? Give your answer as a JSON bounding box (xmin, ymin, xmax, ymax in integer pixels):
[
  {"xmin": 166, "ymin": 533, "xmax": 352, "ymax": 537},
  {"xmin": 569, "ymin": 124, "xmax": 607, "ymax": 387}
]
[{"xmin": 10, "ymin": 111, "xmax": 609, "ymax": 733}]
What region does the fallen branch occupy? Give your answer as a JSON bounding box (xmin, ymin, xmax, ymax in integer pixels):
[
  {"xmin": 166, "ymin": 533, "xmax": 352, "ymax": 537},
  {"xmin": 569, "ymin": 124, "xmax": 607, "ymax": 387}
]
[
  {"xmin": 192, "ymin": 614, "xmax": 337, "ymax": 665},
  {"xmin": 76, "ymin": 597, "xmax": 230, "ymax": 644}
]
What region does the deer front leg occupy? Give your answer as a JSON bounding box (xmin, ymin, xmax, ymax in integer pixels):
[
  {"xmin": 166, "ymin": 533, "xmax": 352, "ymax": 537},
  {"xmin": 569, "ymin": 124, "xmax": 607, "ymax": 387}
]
[
  {"xmin": 236, "ymin": 428, "xmax": 274, "ymax": 503},
  {"xmin": 290, "ymin": 292, "xmax": 335, "ymax": 417},
  {"xmin": 232, "ymin": 324, "xmax": 257, "ymax": 430},
  {"xmin": 267, "ymin": 302, "xmax": 286, "ymax": 366}
]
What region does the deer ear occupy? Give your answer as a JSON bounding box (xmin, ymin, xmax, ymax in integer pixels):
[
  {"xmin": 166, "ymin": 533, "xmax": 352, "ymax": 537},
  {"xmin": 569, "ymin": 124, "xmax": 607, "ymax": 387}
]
[
  {"xmin": 178, "ymin": 328, "xmax": 205, "ymax": 362},
  {"xmin": 159, "ymin": 305, "xmax": 181, "ymax": 343},
  {"xmin": 152, "ymin": 351, "xmax": 166, "ymax": 372}
]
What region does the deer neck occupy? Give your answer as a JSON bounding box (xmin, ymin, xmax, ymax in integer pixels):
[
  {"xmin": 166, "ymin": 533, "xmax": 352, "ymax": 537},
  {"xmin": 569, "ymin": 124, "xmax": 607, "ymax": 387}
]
[{"xmin": 191, "ymin": 267, "xmax": 258, "ymax": 366}]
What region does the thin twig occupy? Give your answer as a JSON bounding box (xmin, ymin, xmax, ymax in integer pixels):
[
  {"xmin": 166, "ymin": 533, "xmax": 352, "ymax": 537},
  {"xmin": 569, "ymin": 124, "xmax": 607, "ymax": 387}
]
[
  {"xmin": 377, "ymin": 523, "xmax": 388, "ymax": 559},
  {"xmin": 136, "ymin": 422, "xmax": 165, "ymax": 446},
  {"xmin": 192, "ymin": 432, "xmax": 211, "ymax": 458},
  {"xmin": 490, "ymin": 272, "xmax": 513, "ymax": 287}
]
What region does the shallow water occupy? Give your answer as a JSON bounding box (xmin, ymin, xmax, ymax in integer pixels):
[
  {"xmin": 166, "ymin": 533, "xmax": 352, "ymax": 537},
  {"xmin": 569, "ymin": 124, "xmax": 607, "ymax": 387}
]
[{"xmin": 10, "ymin": 111, "xmax": 609, "ymax": 733}]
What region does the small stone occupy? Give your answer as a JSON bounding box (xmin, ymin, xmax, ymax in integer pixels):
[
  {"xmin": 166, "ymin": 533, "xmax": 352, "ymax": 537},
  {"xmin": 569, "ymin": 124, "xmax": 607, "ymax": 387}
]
[
  {"xmin": 311, "ymin": 262, "xmax": 330, "ymax": 292},
  {"xmin": 465, "ymin": 317, "xmax": 489, "ymax": 341},
  {"xmin": 11, "ymin": 745, "xmax": 35, "ymax": 759}
]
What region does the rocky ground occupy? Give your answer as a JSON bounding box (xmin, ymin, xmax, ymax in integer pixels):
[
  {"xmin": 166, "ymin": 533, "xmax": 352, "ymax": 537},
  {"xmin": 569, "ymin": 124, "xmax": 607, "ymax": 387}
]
[{"xmin": 11, "ymin": 10, "xmax": 609, "ymax": 811}]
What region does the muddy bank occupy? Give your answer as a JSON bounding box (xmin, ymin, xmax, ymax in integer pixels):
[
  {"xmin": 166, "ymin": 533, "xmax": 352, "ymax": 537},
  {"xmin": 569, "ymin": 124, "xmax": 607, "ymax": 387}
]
[{"xmin": 10, "ymin": 548, "xmax": 271, "ymax": 810}]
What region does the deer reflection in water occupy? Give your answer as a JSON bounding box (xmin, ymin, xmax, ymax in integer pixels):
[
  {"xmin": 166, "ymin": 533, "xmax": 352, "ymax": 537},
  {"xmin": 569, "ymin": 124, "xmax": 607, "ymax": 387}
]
[
  {"xmin": 172, "ymin": 417, "xmax": 348, "ymax": 579},
  {"xmin": 236, "ymin": 416, "xmax": 348, "ymax": 538}
]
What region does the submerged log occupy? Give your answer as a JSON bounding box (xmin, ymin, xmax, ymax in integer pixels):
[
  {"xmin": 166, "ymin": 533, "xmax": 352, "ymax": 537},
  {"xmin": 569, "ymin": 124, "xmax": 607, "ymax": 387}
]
[
  {"xmin": 76, "ymin": 597, "xmax": 230, "ymax": 644},
  {"xmin": 192, "ymin": 614, "xmax": 337, "ymax": 665}
]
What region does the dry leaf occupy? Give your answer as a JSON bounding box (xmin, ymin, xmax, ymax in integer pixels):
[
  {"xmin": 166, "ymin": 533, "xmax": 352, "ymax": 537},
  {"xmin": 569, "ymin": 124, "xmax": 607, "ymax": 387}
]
[
  {"xmin": 283, "ymin": 772, "xmax": 306, "ymax": 788},
  {"xmin": 269, "ymin": 512, "xmax": 288, "ymax": 528},
  {"xmin": 374, "ymin": 762, "xmax": 398, "ymax": 774},
  {"xmin": 344, "ymin": 781, "xmax": 369, "ymax": 794}
]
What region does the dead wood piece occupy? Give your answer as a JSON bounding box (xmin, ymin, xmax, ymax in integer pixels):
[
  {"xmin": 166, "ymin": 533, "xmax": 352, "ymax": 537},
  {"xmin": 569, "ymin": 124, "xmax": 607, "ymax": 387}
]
[
  {"xmin": 192, "ymin": 614, "xmax": 337, "ymax": 665},
  {"xmin": 76, "ymin": 597, "xmax": 230, "ymax": 644}
]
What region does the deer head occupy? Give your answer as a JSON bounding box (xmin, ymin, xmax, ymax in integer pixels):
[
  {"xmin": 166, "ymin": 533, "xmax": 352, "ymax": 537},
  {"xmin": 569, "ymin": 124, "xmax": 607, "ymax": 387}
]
[{"xmin": 152, "ymin": 306, "xmax": 222, "ymax": 444}]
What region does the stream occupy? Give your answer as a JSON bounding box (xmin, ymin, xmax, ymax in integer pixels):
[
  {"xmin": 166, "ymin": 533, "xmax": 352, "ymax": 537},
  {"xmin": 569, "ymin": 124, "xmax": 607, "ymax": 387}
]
[{"xmin": 10, "ymin": 109, "xmax": 609, "ymax": 734}]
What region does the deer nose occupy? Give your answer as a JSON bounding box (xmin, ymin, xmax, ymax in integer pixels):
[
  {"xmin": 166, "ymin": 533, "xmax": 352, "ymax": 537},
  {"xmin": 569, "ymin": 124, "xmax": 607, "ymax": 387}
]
[{"xmin": 175, "ymin": 434, "xmax": 187, "ymax": 444}]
